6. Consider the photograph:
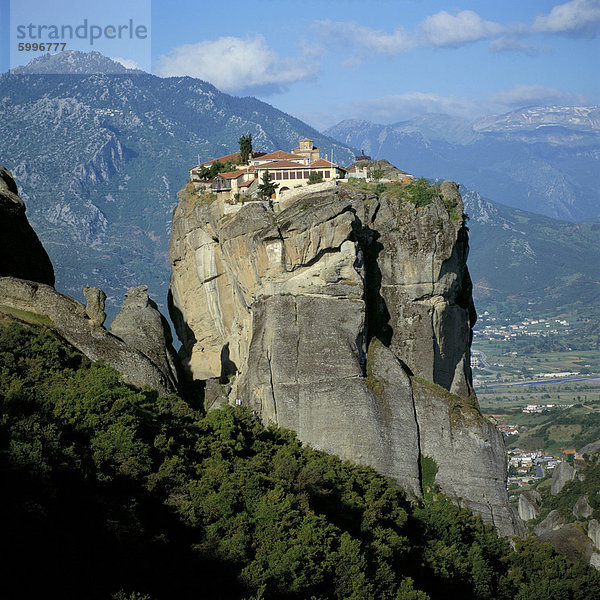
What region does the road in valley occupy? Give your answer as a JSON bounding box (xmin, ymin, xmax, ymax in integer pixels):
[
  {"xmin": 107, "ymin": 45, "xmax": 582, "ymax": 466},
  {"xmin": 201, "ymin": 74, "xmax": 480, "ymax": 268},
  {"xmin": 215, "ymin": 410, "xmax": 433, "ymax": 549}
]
[{"xmin": 477, "ymin": 375, "xmax": 600, "ymax": 389}]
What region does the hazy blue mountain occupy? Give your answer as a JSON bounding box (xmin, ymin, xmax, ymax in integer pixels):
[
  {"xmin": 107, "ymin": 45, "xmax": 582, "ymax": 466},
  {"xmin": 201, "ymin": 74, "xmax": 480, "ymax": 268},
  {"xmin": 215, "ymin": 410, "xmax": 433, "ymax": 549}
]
[
  {"xmin": 463, "ymin": 187, "xmax": 600, "ymax": 318},
  {"xmin": 325, "ymin": 107, "xmax": 600, "ymax": 222},
  {"xmin": 0, "ymin": 52, "xmax": 354, "ymax": 315}
]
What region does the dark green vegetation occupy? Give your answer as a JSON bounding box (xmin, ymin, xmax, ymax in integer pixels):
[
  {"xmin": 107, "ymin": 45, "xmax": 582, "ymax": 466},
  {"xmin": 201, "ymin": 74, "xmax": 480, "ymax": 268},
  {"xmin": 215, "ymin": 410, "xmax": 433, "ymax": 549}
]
[
  {"xmin": 3, "ymin": 320, "xmax": 600, "ymax": 599},
  {"xmin": 257, "ymin": 171, "xmax": 279, "ymax": 200},
  {"xmin": 526, "ymin": 457, "xmax": 600, "ymax": 530},
  {"xmin": 393, "ymin": 178, "xmax": 440, "ymax": 208},
  {"xmin": 196, "ymin": 159, "xmax": 240, "ymax": 180},
  {"xmin": 346, "ymin": 177, "xmax": 463, "ymax": 225},
  {"xmin": 239, "ymin": 134, "xmax": 253, "ymax": 164},
  {"xmin": 419, "ymin": 456, "xmax": 438, "ymax": 500},
  {"xmin": 0, "ymin": 53, "xmax": 354, "ymax": 317},
  {"xmin": 343, "ymin": 177, "xmax": 457, "ymax": 219},
  {"xmin": 308, "ymin": 171, "xmax": 323, "ymax": 184}
]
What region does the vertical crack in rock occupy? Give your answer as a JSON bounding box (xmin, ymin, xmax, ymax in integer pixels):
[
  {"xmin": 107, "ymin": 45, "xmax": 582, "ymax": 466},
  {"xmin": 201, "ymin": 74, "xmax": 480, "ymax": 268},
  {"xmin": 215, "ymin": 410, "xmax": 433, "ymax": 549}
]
[
  {"xmin": 266, "ymin": 347, "xmax": 278, "ymax": 424},
  {"xmin": 411, "ymin": 385, "xmax": 424, "ymax": 496},
  {"xmin": 294, "ymin": 297, "xmax": 300, "ymax": 384}
]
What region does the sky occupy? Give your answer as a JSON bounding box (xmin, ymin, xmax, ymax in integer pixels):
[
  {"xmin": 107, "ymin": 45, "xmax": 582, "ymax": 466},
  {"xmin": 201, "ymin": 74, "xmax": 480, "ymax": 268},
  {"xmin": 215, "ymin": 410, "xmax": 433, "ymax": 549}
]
[{"xmin": 2, "ymin": 0, "xmax": 600, "ymax": 130}]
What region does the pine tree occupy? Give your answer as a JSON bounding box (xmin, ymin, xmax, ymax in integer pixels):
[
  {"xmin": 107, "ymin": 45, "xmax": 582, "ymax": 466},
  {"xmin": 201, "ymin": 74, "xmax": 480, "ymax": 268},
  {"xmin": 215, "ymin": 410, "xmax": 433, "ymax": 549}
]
[
  {"xmin": 257, "ymin": 170, "xmax": 278, "ymax": 200},
  {"xmin": 239, "ymin": 134, "xmax": 253, "ymax": 164}
]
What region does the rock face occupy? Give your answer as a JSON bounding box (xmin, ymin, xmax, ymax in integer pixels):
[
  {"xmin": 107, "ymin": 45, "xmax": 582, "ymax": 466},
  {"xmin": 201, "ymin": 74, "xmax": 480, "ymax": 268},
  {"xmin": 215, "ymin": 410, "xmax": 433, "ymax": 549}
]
[
  {"xmin": 551, "ymin": 461, "xmax": 577, "ymax": 494},
  {"xmin": 574, "ymin": 495, "xmax": 594, "ymax": 519},
  {"xmin": 534, "ymin": 508, "xmax": 596, "ymax": 564},
  {"xmin": 371, "ymin": 180, "xmax": 475, "ymax": 397},
  {"xmin": 411, "ymin": 377, "xmax": 522, "ymax": 534},
  {"xmin": 169, "ymin": 181, "xmax": 521, "ymax": 535},
  {"xmin": 84, "ymin": 285, "xmax": 107, "ymax": 326},
  {"xmin": 519, "ymin": 490, "xmax": 541, "ymax": 521},
  {"xmin": 110, "ymin": 285, "xmax": 180, "ymax": 392},
  {"xmin": 0, "ymin": 167, "xmax": 54, "ymax": 285},
  {"xmin": 537, "ymin": 524, "xmax": 594, "ymax": 564},
  {"xmin": 0, "ymin": 277, "xmax": 177, "ymax": 395},
  {"xmin": 535, "ymin": 509, "xmax": 566, "ymax": 535},
  {"xmin": 589, "ymin": 519, "xmax": 600, "ymax": 551}
]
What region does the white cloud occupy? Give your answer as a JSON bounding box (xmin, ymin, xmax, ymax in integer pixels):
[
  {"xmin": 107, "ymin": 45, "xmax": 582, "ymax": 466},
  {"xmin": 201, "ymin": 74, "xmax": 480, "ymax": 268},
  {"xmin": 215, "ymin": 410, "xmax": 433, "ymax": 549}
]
[
  {"xmin": 419, "ymin": 10, "xmax": 504, "ymax": 47},
  {"xmin": 314, "ymin": 20, "xmax": 414, "ymax": 55},
  {"xmin": 316, "ymin": 11, "xmax": 507, "ymax": 56},
  {"xmin": 316, "ymin": 4, "xmax": 600, "ymax": 60},
  {"xmin": 532, "ymin": 0, "xmax": 600, "ymax": 35},
  {"xmin": 154, "ymin": 35, "xmax": 318, "ymax": 94},
  {"xmin": 111, "ymin": 57, "xmax": 143, "ymax": 71},
  {"xmin": 488, "ymin": 84, "xmax": 590, "ymax": 109}
]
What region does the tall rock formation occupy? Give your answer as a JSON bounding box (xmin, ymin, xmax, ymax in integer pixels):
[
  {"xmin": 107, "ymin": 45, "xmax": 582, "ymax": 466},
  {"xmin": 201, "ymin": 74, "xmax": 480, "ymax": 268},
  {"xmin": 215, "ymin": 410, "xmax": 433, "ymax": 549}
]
[
  {"xmin": 169, "ymin": 181, "xmax": 522, "ymax": 536},
  {"xmin": 0, "ymin": 167, "xmax": 54, "ymax": 285},
  {"xmin": 551, "ymin": 461, "xmax": 577, "ymax": 495},
  {"xmin": 110, "ymin": 285, "xmax": 181, "ymax": 392}
]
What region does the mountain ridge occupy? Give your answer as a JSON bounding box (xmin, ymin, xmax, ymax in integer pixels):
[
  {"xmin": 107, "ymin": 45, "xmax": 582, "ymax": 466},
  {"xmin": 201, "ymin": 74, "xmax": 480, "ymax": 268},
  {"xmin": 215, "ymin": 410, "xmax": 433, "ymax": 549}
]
[
  {"xmin": 462, "ymin": 187, "xmax": 600, "ymax": 316},
  {"xmin": 9, "ymin": 49, "xmax": 145, "ymax": 75}
]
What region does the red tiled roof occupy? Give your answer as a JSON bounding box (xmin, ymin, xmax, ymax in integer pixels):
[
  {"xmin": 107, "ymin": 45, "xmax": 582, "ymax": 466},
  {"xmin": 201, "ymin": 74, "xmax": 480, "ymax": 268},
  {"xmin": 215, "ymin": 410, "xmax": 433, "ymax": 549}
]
[
  {"xmin": 215, "ymin": 169, "xmax": 246, "ymax": 180},
  {"xmin": 238, "ymin": 179, "xmax": 254, "ymax": 188},
  {"xmin": 311, "ymin": 158, "xmax": 339, "ymax": 168},
  {"xmin": 201, "ymin": 151, "xmax": 240, "ymax": 165},
  {"xmin": 254, "ymin": 151, "xmax": 305, "ymax": 161},
  {"xmin": 255, "ymin": 160, "xmax": 308, "ymax": 169},
  {"xmin": 200, "ymin": 150, "xmax": 266, "ymax": 166}
]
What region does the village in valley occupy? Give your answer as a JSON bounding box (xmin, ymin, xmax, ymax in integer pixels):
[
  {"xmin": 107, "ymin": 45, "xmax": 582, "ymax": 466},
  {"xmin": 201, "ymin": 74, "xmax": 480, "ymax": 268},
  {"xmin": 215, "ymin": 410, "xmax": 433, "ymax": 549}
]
[
  {"xmin": 506, "ymin": 448, "xmax": 564, "ymax": 487},
  {"xmin": 472, "ymin": 305, "xmax": 600, "ymax": 490}
]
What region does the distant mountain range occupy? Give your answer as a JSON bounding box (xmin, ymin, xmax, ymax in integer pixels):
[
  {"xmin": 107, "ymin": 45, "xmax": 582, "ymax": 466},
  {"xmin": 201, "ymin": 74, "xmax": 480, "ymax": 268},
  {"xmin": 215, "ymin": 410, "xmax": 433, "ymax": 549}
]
[
  {"xmin": 325, "ymin": 107, "xmax": 600, "ymax": 222},
  {"xmin": 0, "ymin": 51, "xmax": 353, "ymax": 314},
  {"xmin": 1, "ymin": 50, "xmax": 597, "ymax": 321}
]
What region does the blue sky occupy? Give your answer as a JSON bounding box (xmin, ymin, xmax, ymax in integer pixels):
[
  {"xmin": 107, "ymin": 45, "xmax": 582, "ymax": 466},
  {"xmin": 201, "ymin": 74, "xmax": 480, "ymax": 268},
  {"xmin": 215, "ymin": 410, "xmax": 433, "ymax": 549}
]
[{"xmin": 2, "ymin": 0, "xmax": 600, "ymax": 129}]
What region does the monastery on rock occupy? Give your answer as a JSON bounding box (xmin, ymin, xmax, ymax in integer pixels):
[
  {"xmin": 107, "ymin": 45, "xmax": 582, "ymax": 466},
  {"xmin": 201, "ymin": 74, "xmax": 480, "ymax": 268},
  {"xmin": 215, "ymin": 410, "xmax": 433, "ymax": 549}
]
[{"xmin": 190, "ymin": 138, "xmax": 347, "ymax": 202}]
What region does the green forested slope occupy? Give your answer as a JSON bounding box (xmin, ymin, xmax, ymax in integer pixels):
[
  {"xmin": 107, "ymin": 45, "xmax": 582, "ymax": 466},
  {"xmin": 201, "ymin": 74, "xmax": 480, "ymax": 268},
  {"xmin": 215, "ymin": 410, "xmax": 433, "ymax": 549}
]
[
  {"xmin": 463, "ymin": 188, "xmax": 600, "ymax": 320},
  {"xmin": 1, "ymin": 320, "xmax": 599, "ymax": 600}
]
